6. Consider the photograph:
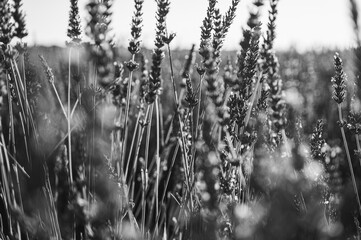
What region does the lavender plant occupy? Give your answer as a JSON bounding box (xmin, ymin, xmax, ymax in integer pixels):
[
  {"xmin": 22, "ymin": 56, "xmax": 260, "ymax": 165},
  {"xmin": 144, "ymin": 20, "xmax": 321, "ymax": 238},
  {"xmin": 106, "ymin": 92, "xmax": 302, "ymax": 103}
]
[{"xmin": 1, "ymin": 0, "xmax": 361, "ymax": 239}]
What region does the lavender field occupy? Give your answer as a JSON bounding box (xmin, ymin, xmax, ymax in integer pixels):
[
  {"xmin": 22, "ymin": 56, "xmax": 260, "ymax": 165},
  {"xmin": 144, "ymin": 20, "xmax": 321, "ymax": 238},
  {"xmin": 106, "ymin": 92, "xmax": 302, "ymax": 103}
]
[{"xmin": 0, "ymin": 0, "xmax": 361, "ymax": 239}]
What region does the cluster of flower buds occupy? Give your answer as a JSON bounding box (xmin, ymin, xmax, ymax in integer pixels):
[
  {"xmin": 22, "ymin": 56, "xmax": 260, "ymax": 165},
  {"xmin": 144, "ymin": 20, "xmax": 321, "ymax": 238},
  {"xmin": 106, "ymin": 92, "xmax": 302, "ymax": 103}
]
[
  {"xmin": 331, "ymin": 53, "xmax": 346, "ymax": 105},
  {"xmin": 86, "ymin": 0, "xmax": 115, "ymax": 87},
  {"xmin": 67, "ymin": 0, "xmax": 82, "ymax": 46},
  {"xmin": 145, "ymin": 0, "xmax": 170, "ymax": 104},
  {"xmin": 128, "ymin": 0, "xmax": 144, "ymax": 55}
]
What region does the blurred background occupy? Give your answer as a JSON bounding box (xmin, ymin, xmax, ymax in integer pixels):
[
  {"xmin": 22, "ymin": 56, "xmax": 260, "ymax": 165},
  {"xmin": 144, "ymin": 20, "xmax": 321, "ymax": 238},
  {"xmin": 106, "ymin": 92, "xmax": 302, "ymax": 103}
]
[{"xmin": 23, "ymin": 0, "xmax": 361, "ymax": 51}]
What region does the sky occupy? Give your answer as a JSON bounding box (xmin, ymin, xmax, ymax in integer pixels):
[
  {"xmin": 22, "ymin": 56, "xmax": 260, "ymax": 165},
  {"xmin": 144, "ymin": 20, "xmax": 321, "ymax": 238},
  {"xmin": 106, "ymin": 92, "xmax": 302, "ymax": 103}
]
[{"xmin": 22, "ymin": 0, "xmax": 361, "ymax": 51}]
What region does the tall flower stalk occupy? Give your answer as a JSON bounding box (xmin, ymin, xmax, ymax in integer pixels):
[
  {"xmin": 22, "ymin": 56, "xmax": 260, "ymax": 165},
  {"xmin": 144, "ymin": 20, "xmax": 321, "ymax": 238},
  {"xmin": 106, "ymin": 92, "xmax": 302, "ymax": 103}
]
[
  {"xmin": 261, "ymin": 0, "xmax": 286, "ymax": 146},
  {"xmin": 212, "ymin": 0, "xmax": 240, "ymax": 67},
  {"xmin": 331, "ymin": 53, "xmax": 361, "ymax": 216},
  {"xmin": 141, "ymin": 0, "xmax": 170, "ymax": 235},
  {"xmin": 67, "ymin": 0, "xmax": 82, "ymax": 44},
  {"xmin": 66, "ymin": 0, "xmax": 82, "ymax": 184},
  {"xmin": 121, "ymin": 0, "xmax": 143, "ymax": 178},
  {"xmin": 145, "ymin": 0, "xmax": 169, "ymax": 104}
]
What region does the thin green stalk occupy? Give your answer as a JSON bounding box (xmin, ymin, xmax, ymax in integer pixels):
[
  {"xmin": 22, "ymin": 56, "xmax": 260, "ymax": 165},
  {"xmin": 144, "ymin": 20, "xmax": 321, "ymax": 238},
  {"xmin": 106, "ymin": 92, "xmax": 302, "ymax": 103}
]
[
  {"xmin": 18, "ymin": 114, "xmax": 30, "ymax": 165},
  {"xmin": 164, "ymin": 114, "xmax": 175, "ymax": 145},
  {"xmin": 143, "ymin": 103, "xmax": 155, "ymax": 232},
  {"xmin": 159, "ymin": 100, "xmax": 165, "ymax": 147},
  {"xmin": 145, "ymin": 104, "xmax": 154, "ymax": 171},
  {"xmin": 110, "ymin": 128, "xmax": 115, "ymax": 166},
  {"xmin": 125, "ymin": 112, "xmax": 141, "ymax": 180},
  {"xmin": 77, "ymin": 49, "xmax": 81, "ymax": 105},
  {"xmin": 5, "ymin": 71, "xmax": 15, "ymax": 155},
  {"xmin": 51, "ymin": 83, "xmax": 68, "ymax": 119},
  {"xmin": 155, "ymin": 96, "xmax": 161, "ymax": 234},
  {"xmin": 166, "ymin": 44, "xmax": 179, "ymax": 105},
  {"xmin": 194, "ymin": 75, "xmax": 205, "ymax": 140},
  {"xmin": 127, "ymin": 106, "xmax": 150, "ymax": 194},
  {"xmin": 115, "ymin": 110, "xmax": 122, "ymax": 175},
  {"xmin": 68, "ymin": 47, "xmax": 73, "ymax": 184},
  {"xmin": 121, "ymin": 54, "xmax": 136, "ymax": 175},
  {"xmin": 20, "ymin": 53, "xmax": 26, "ymax": 90},
  {"xmin": 20, "ymin": 54, "xmax": 29, "ymax": 129},
  {"xmin": 70, "ymin": 93, "xmax": 81, "ymax": 118},
  {"xmin": 338, "ymin": 104, "xmax": 361, "ymax": 215},
  {"xmin": 141, "ymin": 168, "xmax": 148, "ymax": 237},
  {"xmin": 188, "ymin": 110, "xmax": 195, "ymax": 182}
]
